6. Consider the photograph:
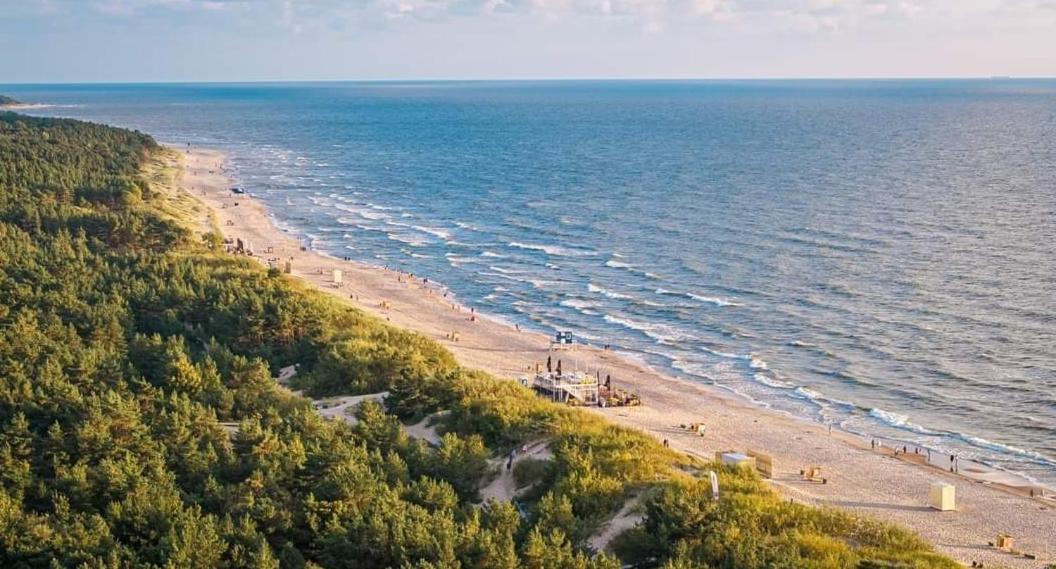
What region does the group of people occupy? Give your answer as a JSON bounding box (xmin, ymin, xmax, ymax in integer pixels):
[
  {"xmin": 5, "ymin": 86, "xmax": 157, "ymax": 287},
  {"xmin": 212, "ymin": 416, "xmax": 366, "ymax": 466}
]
[{"xmin": 871, "ymin": 439, "xmax": 959, "ymax": 472}]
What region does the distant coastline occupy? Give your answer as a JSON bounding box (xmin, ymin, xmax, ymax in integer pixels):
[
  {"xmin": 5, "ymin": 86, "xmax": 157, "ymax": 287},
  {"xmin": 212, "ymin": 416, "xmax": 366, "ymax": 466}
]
[{"xmin": 0, "ymin": 94, "xmax": 47, "ymax": 110}]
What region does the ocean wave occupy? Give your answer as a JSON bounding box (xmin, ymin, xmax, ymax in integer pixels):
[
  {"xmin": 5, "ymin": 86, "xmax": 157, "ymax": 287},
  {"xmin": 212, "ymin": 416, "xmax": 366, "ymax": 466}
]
[
  {"xmin": 687, "ymin": 293, "xmax": 744, "ymax": 307},
  {"xmin": 479, "ymin": 271, "xmax": 528, "ymax": 284},
  {"xmin": 605, "ymin": 259, "xmax": 636, "ymax": 270},
  {"xmin": 560, "ymin": 298, "xmax": 603, "ymax": 316},
  {"xmin": 527, "ymin": 278, "xmax": 563, "ymax": 290},
  {"xmin": 953, "ymin": 433, "xmax": 1056, "ymax": 468},
  {"xmin": 672, "ymin": 359, "xmax": 710, "ymax": 378},
  {"xmin": 630, "ymin": 297, "xmax": 668, "ymax": 308},
  {"xmin": 412, "ymin": 225, "xmax": 452, "ymax": 240},
  {"xmin": 868, "ymin": 408, "xmax": 940, "ymax": 436},
  {"xmin": 699, "ymin": 346, "xmax": 744, "ymax": 360},
  {"xmin": 603, "ymin": 314, "xmax": 696, "ymax": 345},
  {"xmin": 386, "ymin": 233, "xmax": 429, "ymax": 247},
  {"xmin": 508, "ymin": 241, "xmax": 597, "ymax": 257},
  {"xmin": 588, "ymin": 283, "xmax": 634, "ymax": 300},
  {"xmin": 650, "ymin": 289, "xmax": 743, "ymax": 308},
  {"xmin": 792, "ymin": 386, "xmax": 826, "ymax": 403},
  {"xmin": 488, "ymin": 266, "xmax": 525, "ymax": 275},
  {"xmin": 480, "ymin": 251, "xmax": 507, "ymax": 258},
  {"xmin": 445, "ymin": 254, "xmax": 476, "ymax": 266},
  {"xmin": 752, "ymin": 372, "xmax": 796, "ymax": 389},
  {"xmin": 335, "ymin": 203, "xmax": 391, "ymax": 222}
]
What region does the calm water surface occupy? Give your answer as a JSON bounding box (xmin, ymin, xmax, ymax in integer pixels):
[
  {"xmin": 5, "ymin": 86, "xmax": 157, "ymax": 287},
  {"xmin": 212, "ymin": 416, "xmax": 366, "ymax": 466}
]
[{"xmin": 9, "ymin": 80, "xmax": 1055, "ymax": 484}]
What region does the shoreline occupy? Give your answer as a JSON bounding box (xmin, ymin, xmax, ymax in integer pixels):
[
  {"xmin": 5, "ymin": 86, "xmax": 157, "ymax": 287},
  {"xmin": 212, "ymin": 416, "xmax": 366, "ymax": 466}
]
[
  {"xmin": 255, "ymin": 179, "xmax": 1053, "ymax": 490},
  {"xmin": 171, "ymin": 145, "xmax": 1056, "ymax": 567}
]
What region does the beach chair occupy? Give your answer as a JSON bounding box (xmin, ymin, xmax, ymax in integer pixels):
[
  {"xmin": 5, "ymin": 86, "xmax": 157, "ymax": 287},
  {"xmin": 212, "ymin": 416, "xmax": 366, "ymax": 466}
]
[{"xmin": 800, "ymin": 466, "xmax": 827, "ymax": 484}]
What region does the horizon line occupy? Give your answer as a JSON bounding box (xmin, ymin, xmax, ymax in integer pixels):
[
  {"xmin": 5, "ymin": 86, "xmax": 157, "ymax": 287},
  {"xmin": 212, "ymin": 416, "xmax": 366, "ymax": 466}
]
[{"xmin": 2, "ymin": 75, "xmax": 1053, "ymax": 87}]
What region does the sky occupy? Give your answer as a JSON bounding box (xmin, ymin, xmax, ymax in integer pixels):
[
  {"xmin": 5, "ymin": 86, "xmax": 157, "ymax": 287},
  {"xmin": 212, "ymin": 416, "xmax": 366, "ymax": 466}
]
[{"xmin": 1, "ymin": 0, "xmax": 1055, "ymax": 82}]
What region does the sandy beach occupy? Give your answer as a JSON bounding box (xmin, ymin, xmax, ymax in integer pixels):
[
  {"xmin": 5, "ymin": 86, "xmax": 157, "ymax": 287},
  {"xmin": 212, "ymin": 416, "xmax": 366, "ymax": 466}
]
[{"xmin": 172, "ymin": 146, "xmax": 1055, "ymax": 567}]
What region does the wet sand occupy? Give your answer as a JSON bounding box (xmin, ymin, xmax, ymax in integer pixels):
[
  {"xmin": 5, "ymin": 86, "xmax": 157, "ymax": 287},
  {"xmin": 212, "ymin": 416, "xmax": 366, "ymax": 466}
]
[{"xmin": 172, "ymin": 146, "xmax": 1056, "ymax": 567}]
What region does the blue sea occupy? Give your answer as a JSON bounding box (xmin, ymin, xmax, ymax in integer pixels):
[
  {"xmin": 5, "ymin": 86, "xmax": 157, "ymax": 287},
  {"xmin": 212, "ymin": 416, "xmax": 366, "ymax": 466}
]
[{"xmin": 7, "ymin": 80, "xmax": 1055, "ymax": 486}]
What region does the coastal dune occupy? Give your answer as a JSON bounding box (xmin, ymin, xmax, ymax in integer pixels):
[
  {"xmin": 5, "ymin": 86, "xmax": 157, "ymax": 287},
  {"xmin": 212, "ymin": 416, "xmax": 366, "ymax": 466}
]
[{"xmin": 176, "ymin": 146, "xmax": 1055, "ymax": 567}]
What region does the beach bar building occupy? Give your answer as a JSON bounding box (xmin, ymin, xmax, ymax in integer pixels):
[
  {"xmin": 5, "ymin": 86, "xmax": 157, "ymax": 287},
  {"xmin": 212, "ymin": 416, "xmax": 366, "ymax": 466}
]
[{"xmin": 525, "ymin": 370, "xmax": 599, "ymax": 405}]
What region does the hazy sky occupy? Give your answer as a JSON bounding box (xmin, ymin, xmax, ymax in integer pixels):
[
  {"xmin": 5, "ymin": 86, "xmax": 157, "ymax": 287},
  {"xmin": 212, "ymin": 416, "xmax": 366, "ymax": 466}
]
[{"xmin": 2, "ymin": 0, "xmax": 1054, "ymax": 82}]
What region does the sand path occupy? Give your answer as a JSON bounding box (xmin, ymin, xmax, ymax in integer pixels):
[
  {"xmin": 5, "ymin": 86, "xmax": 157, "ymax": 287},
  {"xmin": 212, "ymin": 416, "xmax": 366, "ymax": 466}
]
[
  {"xmin": 313, "ymin": 392, "xmax": 389, "ymax": 424},
  {"xmin": 588, "ymin": 495, "xmax": 644, "ymax": 553},
  {"xmin": 481, "ymin": 441, "xmax": 553, "ymax": 503},
  {"xmin": 173, "ymin": 147, "xmax": 1056, "ymax": 567}
]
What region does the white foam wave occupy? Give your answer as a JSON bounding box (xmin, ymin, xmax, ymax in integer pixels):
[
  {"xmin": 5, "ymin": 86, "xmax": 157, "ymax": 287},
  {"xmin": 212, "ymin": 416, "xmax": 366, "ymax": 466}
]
[
  {"xmin": 386, "ymin": 233, "xmax": 429, "ymax": 247},
  {"xmin": 753, "ymin": 373, "xmax": 795, "ymax": 389},
  {"xmin": 687, "ymin": 293, "xmax": 744, "ymax": 307},
  {"xmin": 954, "ymin": 433, "xmax": 1056, "ymax": 467},
  {"xmin": 792, "ymin": 386, "xmax": 825, "ymax": 403},
  {"xmin": 508, "ymin": 241, "xmax": 597, "ymax": 257},
  {"xmin": 560, "ymin": 298, "xmax": 603, "ymax": 316},
  {"xmin": 672, "ymin": 359, "xmax": 710, "ymax": 377},
  {"xmin": 603, "ymin": 314, "xmax": 696, "ymax": 344},
  {"xmin": 480, "ymin": 251, "xmax": 507, "ymax": 258},
  {"xmin": 868, "ymin": 408, "xmax": 939, "ymax": 436},
  {"xmin": 656, "ymin": 288, "xmax": 742, "ymax": 307},
  {"xmin": 588, "ymin": 283, "xmax": 634, "ymax": 300},
  {"xmin": 445, "ymin": 254, "xmax": 476, "ymax": 266},
  {"xmin": 527, "ymin": 278, "xmax": 562, "ymax": 290},
  {"xmin": 412, "ymin": 225, "xmax": 452, "ymax": 240},
  {"xmin": 700, "ymin": 346, "xmax": 744, "ymax": 360},
  {"xmin": 605, "ymin": 259, "xmax": 636, "ymax": 270},
  {"xmin": 488, "ymin": 266, "xmax": 523, "ymax": 275}
]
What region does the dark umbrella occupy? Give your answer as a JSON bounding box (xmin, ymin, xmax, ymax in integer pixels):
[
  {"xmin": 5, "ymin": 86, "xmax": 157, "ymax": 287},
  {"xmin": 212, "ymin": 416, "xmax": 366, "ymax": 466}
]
[
  {"xmin": 605, "ymin": 374, "xmax": 611, "ymax": 389},
  {"xmin": 556, "ymin": 359, "xmax": 562, "ymax": 376},
  {"xmin": 546, "ymin": 356, "xmax": 552, "ymax": 373}
]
